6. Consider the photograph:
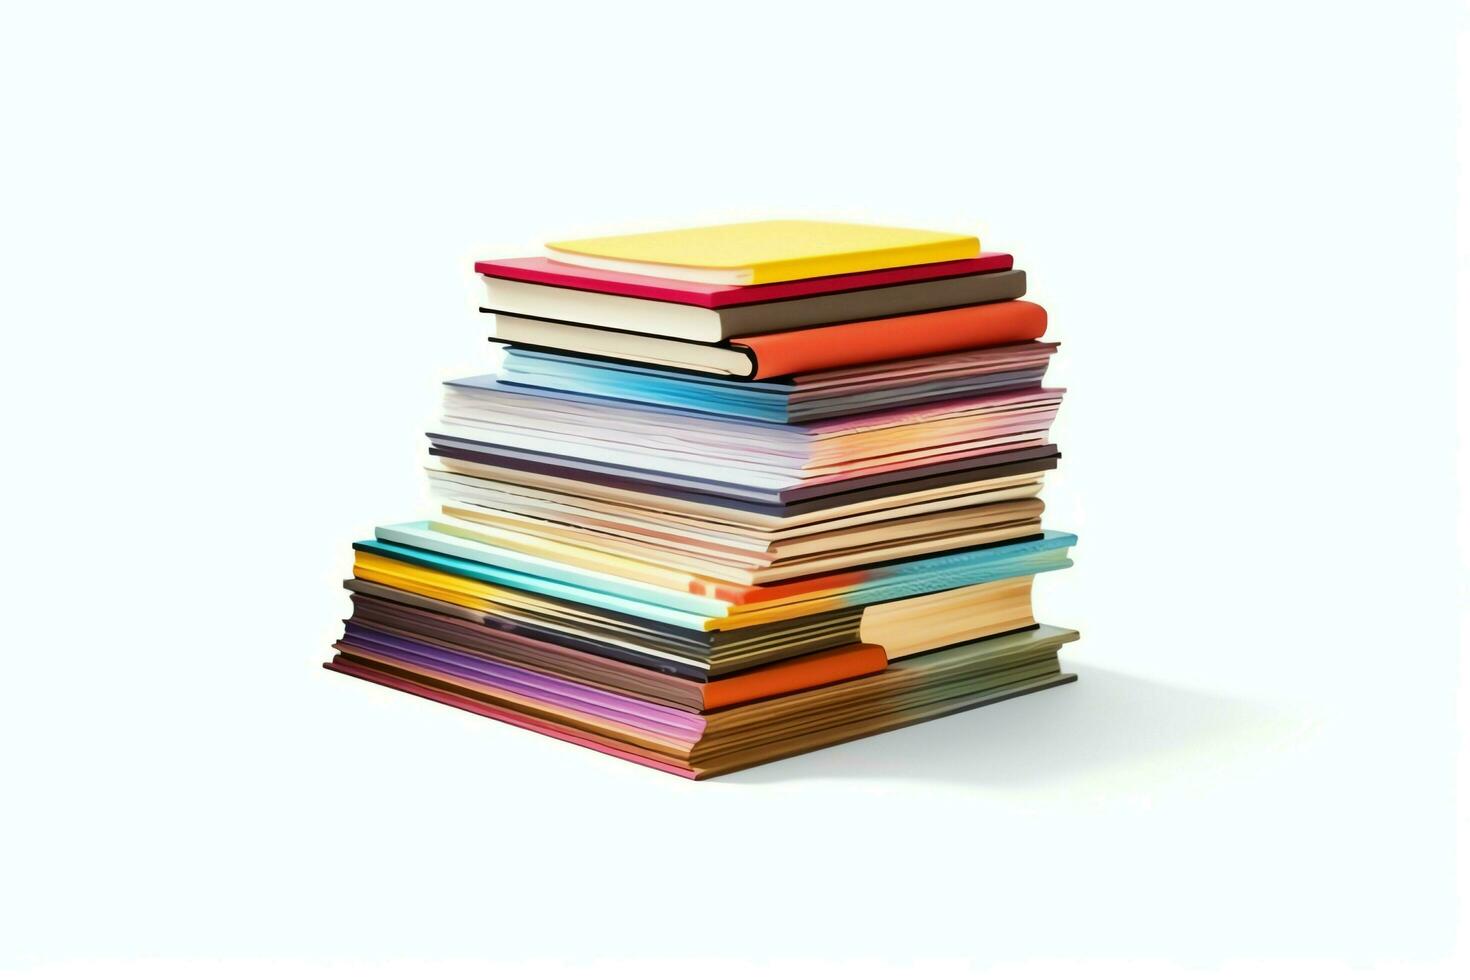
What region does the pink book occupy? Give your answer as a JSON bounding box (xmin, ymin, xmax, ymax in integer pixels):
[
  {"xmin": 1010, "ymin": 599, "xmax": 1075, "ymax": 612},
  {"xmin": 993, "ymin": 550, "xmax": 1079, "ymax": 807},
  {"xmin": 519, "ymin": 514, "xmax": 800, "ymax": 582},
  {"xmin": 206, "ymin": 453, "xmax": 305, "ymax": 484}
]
[{"xmin": 475, "ymin": 253, "xmax": 1015, "ymax": 309}]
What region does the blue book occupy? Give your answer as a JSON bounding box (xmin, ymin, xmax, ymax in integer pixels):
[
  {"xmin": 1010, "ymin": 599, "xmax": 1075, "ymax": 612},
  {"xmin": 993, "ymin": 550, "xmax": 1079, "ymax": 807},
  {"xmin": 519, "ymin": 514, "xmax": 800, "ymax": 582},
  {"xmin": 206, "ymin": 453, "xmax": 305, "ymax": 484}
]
[{"xmin": 492, "ymin": 344, "xmax": 1055, "ymax": 423}]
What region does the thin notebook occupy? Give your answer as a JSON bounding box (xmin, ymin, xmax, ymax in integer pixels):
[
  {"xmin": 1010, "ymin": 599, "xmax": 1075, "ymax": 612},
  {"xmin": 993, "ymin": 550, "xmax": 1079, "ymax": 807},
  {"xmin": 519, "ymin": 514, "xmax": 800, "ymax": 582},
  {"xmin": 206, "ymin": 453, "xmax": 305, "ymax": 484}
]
[{"xmin": 544, "ymin": 219, "xmax": 980, "ymax": 285}]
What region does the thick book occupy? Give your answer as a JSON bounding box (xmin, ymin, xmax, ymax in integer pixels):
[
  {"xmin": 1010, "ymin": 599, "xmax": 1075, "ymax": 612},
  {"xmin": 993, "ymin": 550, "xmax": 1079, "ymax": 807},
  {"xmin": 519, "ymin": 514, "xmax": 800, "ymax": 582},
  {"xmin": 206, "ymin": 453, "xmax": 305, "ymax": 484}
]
[
  {"xmin": 544, "ymin": 219, "xmax": 980, "ymax": 285},
  {"xmin": 434, "ymin": 493, "xmax": 1045, "ymax": 584},
  {"xmin": 427, "ymin": 455, "xmax": 1049, "ymax": 540},
  {"xmin": 433, "ymin": 376, "xmax": 1064, "ymax": 494},
  {"xmin": 428, "ymin": 441, "xmax": 1062, "ymax": 511},
  {"xmin": 477, "ymin": 255, "xmax": 1017, "ymax": 342},
  {"xmin": 429, "ymin": 501, "xmax": 1042, "ymax": 587},
  {"xmin": 354, "ymin": 524, "xmax": 1076, "ymax": 635},
  {"xmin": 492, "ymin": 294, "xmax": 1043, "ymax": 378},
  {"xmin": 496, "ymin": 343, "xmax": 1056, "ymax": 423},
  {"xmin": 338, "ymin": 595, "xmax": 890, "ymax": 712},
  {"xmin": 325, "ymin": 624, "xmax": 1080, "ymax": 779},
  {"xmin": 344, "ymin": 570, "xmax": 1041, "ymax": 682}
]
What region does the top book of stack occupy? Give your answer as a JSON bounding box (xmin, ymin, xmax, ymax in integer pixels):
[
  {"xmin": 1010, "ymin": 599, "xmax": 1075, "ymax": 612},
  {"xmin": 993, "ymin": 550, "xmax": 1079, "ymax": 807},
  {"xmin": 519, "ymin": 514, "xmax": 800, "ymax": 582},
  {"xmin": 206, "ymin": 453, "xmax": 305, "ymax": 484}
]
[
  {"xmin": 546, "ymin": 219, "xmax": 979, "ymax": 284},
  {"xmin": 478, "ymin": 219, "xmax": 1028, "ymax": 351}
]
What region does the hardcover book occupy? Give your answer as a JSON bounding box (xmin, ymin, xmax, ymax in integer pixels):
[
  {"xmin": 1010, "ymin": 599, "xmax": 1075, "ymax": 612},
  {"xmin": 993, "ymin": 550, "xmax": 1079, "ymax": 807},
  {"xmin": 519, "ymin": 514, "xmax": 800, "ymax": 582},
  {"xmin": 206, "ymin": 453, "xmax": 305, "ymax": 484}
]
[
  {"xmin": 491, "ymin": 296, "xmax": 1044, "ymax": 378},
  {"xmin": 476, "ymin": 253, "xmax": 1014, "ymax": 306},
  {"xmin": 326, "ymin": 625, "xmax": 1080, "ymax": 779},
  {"xmin": 479, "ymin": 257, "xmax": 1020, "ymax": 342}
]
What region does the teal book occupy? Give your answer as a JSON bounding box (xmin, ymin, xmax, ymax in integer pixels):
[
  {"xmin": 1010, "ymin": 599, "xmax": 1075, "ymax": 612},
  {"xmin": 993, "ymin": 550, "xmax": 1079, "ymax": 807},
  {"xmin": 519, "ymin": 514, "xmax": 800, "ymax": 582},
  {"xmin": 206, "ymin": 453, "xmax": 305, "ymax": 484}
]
[{"xmin": 353, "ymin": 522, "xmax": 1076, "ymax": 631}]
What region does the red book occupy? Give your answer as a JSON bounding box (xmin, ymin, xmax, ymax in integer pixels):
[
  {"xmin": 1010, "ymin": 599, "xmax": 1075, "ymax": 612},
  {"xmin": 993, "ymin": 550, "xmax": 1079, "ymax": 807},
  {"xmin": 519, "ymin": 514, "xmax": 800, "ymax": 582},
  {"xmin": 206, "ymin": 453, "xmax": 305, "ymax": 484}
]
[{"xmin": 476, "ymin": 253, "xmax": 1015, "ymax": 308}]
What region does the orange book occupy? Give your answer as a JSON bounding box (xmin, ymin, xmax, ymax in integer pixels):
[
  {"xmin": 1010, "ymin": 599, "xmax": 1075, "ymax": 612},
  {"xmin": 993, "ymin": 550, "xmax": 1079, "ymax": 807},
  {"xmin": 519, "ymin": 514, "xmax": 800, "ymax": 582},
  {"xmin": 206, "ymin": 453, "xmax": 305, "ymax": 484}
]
[
  {"xmin": 700, "ymin": 644, "xmax": 888, "ymax": 710},
  {"xmin": 735, "ymin": 301, "xmax": 1048, "ymax": 379},
  {"xmin": 492, "ymin": 299, "xmax": 1047, "ymax": 379}
]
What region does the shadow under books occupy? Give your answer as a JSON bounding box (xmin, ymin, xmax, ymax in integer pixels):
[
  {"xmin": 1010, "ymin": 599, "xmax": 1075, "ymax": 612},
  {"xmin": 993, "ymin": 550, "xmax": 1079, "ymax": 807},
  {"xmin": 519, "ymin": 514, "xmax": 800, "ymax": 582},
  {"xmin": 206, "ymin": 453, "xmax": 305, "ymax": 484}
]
[{"xmin": 719, "ymin": 666, "xmax": 1289, "ymax": 787}]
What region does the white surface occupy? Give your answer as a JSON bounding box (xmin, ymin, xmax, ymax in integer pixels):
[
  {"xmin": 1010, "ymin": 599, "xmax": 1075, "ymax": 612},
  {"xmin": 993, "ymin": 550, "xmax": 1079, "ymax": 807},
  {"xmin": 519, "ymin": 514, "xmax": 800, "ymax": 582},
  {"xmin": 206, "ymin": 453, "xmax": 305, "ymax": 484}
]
[{"xmin": 0, "ymin": 2, "xmax": 1464, "ymax": 977}]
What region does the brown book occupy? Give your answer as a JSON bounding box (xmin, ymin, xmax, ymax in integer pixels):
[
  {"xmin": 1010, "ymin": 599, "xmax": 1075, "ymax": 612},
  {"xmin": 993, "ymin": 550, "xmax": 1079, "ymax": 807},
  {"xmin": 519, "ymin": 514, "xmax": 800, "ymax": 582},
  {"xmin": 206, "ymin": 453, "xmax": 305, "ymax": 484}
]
[{"xmin": 325, "ymin": 625, "xmax": 1079, "ymax": 779}]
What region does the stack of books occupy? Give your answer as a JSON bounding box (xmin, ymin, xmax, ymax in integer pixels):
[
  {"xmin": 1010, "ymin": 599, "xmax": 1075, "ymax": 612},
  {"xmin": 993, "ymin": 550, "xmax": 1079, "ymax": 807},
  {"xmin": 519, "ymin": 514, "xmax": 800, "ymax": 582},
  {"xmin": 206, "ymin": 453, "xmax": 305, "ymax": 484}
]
[{"xmin": 326, "ymin": 220, "xmax": 1079, "ymax": 779}]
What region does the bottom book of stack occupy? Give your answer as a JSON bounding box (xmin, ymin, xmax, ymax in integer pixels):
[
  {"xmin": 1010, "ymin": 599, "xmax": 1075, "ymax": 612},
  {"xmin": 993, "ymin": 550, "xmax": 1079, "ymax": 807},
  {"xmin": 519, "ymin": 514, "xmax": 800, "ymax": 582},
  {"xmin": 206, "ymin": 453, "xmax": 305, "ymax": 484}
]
[{"xmin": 326, "ymin": 567, "xmax": 1079, "ymax": 779}]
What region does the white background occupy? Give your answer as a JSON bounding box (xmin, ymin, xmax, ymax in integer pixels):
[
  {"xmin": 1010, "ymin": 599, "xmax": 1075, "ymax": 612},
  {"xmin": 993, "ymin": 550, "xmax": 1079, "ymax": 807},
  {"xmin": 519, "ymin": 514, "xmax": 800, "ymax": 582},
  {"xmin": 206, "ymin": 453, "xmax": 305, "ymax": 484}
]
[{"xmin": 1, "ymin": 2, "xmax": 1465, "ymax": 978}]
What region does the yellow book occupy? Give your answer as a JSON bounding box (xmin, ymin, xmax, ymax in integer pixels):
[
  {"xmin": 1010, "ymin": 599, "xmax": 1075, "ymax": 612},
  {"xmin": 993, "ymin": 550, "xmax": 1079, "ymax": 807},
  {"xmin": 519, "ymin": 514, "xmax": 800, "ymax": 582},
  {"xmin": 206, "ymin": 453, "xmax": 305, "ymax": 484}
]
[{"xmin": 544, "ymin": 219, "xmax": 979, "ymax": 285}]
